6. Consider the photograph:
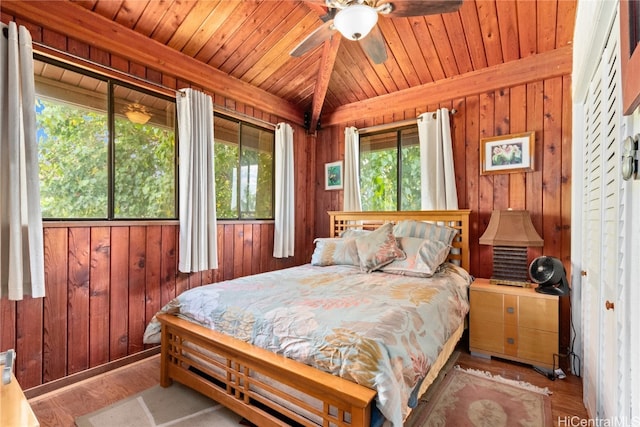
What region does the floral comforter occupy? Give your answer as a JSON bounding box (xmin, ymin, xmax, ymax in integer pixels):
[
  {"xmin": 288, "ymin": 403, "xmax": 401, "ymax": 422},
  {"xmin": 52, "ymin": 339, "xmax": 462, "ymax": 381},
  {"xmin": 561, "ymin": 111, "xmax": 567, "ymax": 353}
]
[{"xmin": 143, "ymin": 263, "xmax": 472, "ymax": 426}]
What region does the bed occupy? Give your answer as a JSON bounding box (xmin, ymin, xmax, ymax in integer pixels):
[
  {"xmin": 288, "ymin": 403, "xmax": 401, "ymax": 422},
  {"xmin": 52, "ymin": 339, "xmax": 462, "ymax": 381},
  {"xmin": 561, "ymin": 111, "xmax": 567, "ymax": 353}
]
[{"xmin": 143, "ymin": 210, "xmax": 471, "ymax": 427}]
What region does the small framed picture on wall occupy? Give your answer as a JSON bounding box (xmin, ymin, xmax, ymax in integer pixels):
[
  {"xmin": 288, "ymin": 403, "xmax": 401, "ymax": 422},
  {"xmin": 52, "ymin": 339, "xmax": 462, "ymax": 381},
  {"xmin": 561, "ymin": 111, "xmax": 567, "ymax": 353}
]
[
  {"xmin": 480, "ymin": 131, "xmax": 535, "ymax": 175},
  {"xmin": 325, "ymin": 161, "xmax": 343, "ymax": 190}
]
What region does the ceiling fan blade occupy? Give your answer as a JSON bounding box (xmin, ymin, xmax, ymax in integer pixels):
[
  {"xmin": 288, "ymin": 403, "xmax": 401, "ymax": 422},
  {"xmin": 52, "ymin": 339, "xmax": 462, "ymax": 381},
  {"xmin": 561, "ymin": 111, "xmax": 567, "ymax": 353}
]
[
  {"xmin": 320, "ymin": 7, "xmax": 337, "ymax": 22},
  {"xmin": 379, "ymin": 0, "xmax": 463, "ymax": 17},
  {"xmin": 359, "ymin": 25, "xmax": 387, "ymax": 64},
  {"xmin": 290, "ymin": 20, "xmax": 336, "ymax": 57}
]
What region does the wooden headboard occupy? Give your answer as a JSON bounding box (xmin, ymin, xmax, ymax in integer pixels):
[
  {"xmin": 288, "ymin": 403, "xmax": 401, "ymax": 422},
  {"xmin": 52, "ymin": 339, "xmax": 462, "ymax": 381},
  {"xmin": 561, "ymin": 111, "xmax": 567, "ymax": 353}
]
[{"xmin": 328, "ymin": 210, "xmax": 471, "ymax": 272}]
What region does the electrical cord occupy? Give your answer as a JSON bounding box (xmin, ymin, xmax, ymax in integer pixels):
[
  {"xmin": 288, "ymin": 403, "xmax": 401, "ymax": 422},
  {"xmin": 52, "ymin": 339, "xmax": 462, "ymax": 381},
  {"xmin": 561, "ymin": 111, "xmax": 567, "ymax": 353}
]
[{"xmin": 533, "ymin": 285, "xmax": 581, "ymax": 380}]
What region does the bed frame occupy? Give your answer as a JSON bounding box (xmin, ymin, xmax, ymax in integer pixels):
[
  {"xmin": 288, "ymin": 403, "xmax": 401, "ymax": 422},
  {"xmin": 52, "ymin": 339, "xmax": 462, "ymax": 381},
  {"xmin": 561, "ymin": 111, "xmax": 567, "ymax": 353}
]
[{"xmin": 157, "ymin": 210, "xmax": 471, "ymax": 427}]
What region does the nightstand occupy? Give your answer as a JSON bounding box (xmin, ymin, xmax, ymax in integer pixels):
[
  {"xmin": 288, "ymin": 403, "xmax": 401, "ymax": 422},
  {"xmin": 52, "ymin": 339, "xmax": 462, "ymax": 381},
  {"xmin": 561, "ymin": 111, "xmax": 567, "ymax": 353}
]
[{"xmin": 469, "ymin": 278, "xmax": 559, "ymax": 369}]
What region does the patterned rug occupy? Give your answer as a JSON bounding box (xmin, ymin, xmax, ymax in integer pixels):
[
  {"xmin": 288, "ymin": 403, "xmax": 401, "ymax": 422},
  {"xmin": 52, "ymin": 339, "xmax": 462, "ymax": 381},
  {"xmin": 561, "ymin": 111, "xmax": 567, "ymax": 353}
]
[
  {"xmin": 405, "ymin": 366, "xmax": 553, "ymax": 427},
  {"xmin": 75, "ymin": 363, "xmax": 551, "ymax": 427}
]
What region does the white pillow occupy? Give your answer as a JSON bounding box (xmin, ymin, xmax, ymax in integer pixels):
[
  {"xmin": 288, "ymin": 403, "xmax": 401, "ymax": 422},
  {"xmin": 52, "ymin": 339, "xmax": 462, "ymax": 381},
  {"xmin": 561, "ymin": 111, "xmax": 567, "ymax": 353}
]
[{"xmin": 311, "ymin": 237, "xmax": 359, "ymax": 266}]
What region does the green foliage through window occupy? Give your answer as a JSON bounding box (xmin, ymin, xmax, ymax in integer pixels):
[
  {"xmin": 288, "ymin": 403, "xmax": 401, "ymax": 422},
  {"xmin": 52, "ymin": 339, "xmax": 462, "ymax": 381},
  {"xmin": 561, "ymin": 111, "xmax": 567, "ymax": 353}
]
[
  {"xmin": 359, "ymin": 127, "xmax": 421, "ymax": 211},
  {"xmin": 35, "ymin": 58, "xmax": 176, "ymax": 219},
  {"xmin": 35, "ymin": 57, "xmax": 274, "ymax": 221},
  {"xmin": 37, "ymin": 100, "xmax": 109, "ymax": 218},
  {"xmin": 214, "ymin": 115, "xmax": 274, "ymax": 219}
]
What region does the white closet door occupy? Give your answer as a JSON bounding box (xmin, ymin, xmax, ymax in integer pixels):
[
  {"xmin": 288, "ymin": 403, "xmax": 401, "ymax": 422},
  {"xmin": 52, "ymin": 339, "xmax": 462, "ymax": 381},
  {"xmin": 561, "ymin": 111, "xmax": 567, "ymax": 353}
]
[
  {"xmin": 599, "ymin": 30, "xmax": 624, "ymax": 419},
  {"xmin": 580, "ymin": 16, "xmax": 626, "ymax": 420},
  {"xmin": 581, "ymin": 54, "xmax": 604, "ymax": 418}
]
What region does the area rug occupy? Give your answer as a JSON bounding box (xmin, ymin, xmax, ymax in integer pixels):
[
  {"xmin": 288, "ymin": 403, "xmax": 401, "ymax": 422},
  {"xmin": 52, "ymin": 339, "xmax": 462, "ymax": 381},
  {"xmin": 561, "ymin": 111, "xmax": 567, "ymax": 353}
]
[
  {"xmin": 75, "ymin": 382, "xmax": 245, "ymax": 427},
  {"xmin": 406, "ymin": 366, "xmax": 553, "ymax": 427},
  {"xmin": 76, "ymin": 363, "xmax": 552, "ymax": 427}
]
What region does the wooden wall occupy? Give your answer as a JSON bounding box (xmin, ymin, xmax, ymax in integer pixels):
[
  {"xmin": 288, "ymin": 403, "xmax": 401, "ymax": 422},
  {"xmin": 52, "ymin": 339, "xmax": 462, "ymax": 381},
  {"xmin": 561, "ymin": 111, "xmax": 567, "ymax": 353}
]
[
  {"xmin": 1, "ymin": 8, "xmax": 572, "ymax": 389},
  {"xmin": 315, "ymin": 74, "xmax": 572, "ymax": 351},
  {"xmin": 0, "ymin": 14, "xmax": 316, "ymax": 390},
  {"xmin": 1, "ymin": 222, "xmax": 313, "ymax": 390}
]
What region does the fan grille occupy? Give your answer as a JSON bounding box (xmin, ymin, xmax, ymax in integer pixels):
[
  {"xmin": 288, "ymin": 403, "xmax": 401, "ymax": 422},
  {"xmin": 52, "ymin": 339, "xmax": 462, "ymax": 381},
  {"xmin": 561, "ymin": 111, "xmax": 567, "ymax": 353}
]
[{"xmin": 530, "ymin": 258, "xmax": 555, "ymax": 283}]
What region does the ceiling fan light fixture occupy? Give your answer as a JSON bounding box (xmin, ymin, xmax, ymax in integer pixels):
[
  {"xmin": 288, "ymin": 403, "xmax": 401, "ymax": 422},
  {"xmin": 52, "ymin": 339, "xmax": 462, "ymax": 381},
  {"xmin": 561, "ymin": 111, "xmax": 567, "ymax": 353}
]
[
  {"xmin": 124, "ymin": 103, "xmax": 152, "ymax": 125},
  {"xmin": 333, "ymin": 4, "xmax": 378, "ymax": 41}
]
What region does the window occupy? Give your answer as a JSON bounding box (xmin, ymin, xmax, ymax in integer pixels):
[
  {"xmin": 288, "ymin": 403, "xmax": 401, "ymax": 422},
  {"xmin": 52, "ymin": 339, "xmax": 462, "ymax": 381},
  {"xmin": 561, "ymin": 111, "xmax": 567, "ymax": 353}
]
[
  {"xmin": 34, "ymin": 57, "xmax": 274, "ymax": 221},
  {"xmin": 214, "ymin": 115, "xmax": 274, "ymax": 219},
  {"xmin": 359, "ymin": 127, "xmax": 421, "ymax": 211},
  {"xmin": 35, "ymin": 57, "xmax": 176, "ymax": 219}
]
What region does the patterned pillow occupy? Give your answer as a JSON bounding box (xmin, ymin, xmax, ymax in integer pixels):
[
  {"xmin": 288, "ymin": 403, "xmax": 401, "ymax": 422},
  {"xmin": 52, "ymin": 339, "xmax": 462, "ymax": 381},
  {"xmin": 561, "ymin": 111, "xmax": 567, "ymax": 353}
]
[
  {"xmin": 381, "ymin": 237, "xmax": 451, "ymax": 277},
  {"xmin": 393, "ymin": 219, "xmax": 458, "ymax": 245},
  {"xmin": 354, "ymin": 222, "xmax": 406, "ymax": 273},
  {"xmin": 340, "ymin": 229, "xmax": 371, "ymax": 238},
  {"xmin": 311, "ymin": 238, "xmax": 359, "ymax": 266}
]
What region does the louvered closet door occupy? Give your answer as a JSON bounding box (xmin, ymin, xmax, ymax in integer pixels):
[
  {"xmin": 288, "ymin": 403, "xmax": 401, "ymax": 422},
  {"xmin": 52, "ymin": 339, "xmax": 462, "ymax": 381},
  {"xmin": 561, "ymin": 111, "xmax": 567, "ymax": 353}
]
[{"xmin": 580, "ymin": 19, "xmax": 624, "ymax": 420}]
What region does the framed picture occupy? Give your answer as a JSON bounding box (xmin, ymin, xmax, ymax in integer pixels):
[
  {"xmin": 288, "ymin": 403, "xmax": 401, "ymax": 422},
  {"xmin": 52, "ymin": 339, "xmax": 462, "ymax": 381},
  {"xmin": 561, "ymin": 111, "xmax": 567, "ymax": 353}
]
[
  {"xmin": 325, "ymin": 161, "xmax": 343, "ymax": 190},
  {"xmin": 620, "ymin": 0, "xmax": 640, "ymax": 114},
  {"xmin": 480, "ymin": 131, "xmax": 535, "ymax": 175}
]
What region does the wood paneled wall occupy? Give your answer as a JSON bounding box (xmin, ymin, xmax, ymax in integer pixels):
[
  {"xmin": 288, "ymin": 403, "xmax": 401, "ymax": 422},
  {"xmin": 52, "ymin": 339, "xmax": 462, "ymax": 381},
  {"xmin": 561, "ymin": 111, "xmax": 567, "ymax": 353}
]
[
  {"xmin": 315, "ymin": 74, "xmax": 572, "ymax": 352},
  {"xmin": 1, "ymin": 222, "xmax": 312, "ymax": 390},
  {"xmin": 1, "ymin": 9, "xmax": 572, "ymax": 389},
  {"xmin": 0, "ymin": 14, "xmax": 316, "ymax": 390}
]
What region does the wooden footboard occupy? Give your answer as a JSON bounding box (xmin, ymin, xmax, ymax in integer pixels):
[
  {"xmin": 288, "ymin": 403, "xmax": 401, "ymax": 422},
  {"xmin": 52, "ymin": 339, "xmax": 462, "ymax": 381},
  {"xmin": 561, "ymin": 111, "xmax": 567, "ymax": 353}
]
[{"xmin": 157, "ymin": 312, "xmax": 377, "ymax": 427}]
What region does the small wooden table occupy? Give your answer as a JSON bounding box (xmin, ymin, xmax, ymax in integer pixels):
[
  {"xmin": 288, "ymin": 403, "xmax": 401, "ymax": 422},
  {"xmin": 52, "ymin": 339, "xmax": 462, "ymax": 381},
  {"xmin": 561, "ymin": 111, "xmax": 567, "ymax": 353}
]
[{"xmin": 0, "ymin": 374, "xmax": 40, "ymax": 427}]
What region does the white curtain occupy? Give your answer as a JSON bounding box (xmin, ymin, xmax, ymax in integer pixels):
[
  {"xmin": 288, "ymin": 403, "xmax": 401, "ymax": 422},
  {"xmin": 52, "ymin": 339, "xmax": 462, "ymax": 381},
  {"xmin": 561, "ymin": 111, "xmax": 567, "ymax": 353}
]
[
  {"xmin": 417, "ymin": 109, "xmax": 458, "ymax": 210},
  {"xmin": 177, "ymin": 88, "xmax": 218, "ymax": 272},
  {"xmin": 343, "ymin": 126, "xmax": 362, "ymax": 211},
  {"xmin": 273, "ymin": 122, "xmax": 295, "ymax": 258},
  {"xmin": 0, "ymin": 22, "xmax": 45, "ymax": 300}
]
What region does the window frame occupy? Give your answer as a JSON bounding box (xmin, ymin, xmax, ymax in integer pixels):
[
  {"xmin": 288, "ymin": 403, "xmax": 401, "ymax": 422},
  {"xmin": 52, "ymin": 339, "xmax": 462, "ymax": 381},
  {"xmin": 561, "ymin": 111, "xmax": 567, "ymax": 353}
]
[
  {"xmin": 35, "ymin": 54, "xmax": 179, "ymax": 221},
  {"xmin": 35, "ymin": 55, "xmax": 276, "ymax": 222},
  {"xmin": 214, "ymin": 113, "xmax": 276, "ymax": 221},
  {"xmin": 359, "ymin": 124, "xmax": 419, "ymax": 211}
]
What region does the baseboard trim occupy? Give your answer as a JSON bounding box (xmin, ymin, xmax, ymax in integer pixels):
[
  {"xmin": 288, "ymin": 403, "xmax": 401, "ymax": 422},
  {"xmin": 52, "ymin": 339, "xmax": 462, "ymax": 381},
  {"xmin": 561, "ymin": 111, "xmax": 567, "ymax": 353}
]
[{"xmin": 24, "ymin": 347, "xmax": 160, "ymax": 400}]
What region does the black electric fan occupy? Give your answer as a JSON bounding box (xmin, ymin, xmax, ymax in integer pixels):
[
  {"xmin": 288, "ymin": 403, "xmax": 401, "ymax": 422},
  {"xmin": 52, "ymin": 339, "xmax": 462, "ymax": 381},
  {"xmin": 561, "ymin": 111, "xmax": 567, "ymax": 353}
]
[{"xmin": 529, "ymin": 256, "xmax": 569, "ymax": 296}]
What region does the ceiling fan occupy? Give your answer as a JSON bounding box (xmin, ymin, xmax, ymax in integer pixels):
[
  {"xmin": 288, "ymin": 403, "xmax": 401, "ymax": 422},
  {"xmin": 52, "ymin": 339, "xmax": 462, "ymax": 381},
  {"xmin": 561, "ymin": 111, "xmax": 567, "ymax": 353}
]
[{"xmin": 290, "ymin": 0, "xmax": 463, "ymax": 64}]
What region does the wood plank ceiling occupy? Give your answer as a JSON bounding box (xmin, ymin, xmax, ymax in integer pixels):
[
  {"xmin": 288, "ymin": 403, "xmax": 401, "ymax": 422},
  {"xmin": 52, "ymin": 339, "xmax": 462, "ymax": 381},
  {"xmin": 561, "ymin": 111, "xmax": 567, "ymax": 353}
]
[{"xmin": 16, "ymin": 0, "xmax": 577, "ymax": 129}]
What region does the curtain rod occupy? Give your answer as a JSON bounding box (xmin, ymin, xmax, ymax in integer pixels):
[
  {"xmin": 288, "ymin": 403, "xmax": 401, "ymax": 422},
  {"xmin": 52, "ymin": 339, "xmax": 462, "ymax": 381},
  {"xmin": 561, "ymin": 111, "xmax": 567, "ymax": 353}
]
[
  {"xmin": 32, "ymin": 40, "xmax": 277, "ymax": 129},
  {"xmin": 359, "ymin": 109, "xmax": 457, "ymax": 134}
]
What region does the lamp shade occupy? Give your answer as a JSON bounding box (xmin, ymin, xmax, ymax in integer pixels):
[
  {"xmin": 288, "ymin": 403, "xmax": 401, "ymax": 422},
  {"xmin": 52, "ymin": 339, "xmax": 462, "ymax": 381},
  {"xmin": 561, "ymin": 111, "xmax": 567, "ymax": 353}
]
[
  {"xmin": 333, "ymin": 4, "xmax": 378, "ymax": 41},
  {"xmin": 479, "ymin": 210, "xmax": 543, "ymax": 247}
]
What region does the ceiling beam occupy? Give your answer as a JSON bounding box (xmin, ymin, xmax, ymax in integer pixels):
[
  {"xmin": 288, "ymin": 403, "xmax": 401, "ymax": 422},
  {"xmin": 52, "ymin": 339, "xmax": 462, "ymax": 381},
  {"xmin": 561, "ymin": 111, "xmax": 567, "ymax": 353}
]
[
  {"xmin": 322, "ymin": 46, "xmax": 573, "ymax": 126},
  {"xmin": 309, "ymin": 35, "xmax": 340, "ymax": 133},
  {"xmin": 1, "ymin": 0, "xmax": 303, "ymax": 125}
]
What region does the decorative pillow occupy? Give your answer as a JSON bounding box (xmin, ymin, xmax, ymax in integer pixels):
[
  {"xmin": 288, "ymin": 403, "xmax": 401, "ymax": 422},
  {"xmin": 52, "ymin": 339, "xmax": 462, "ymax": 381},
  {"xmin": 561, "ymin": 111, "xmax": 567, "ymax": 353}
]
[
  {"xmin": 381, "ymin": 236, "xmax": 452, "ymax": 277},
  {"xmin": 340, "ymin": 229, "xmax": 371, "ymax": 238},
  {"xmin": 310, "ymin": 238, "xmax": 359, "ymax": 266},
  {"xmin": 393, "ymin": 219, "xmax": 458, "ymax": 245},
  {"xmin": 354, "ymin": 222, "xmax": 405, "ymax": 273}
]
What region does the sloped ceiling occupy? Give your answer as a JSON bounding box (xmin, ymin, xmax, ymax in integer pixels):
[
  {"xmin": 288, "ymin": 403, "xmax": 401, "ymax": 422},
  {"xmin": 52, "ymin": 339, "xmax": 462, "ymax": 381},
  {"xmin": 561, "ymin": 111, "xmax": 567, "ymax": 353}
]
[{"xmin": 2, "ymin": 0, "xmax": 576, "ymax": 128}]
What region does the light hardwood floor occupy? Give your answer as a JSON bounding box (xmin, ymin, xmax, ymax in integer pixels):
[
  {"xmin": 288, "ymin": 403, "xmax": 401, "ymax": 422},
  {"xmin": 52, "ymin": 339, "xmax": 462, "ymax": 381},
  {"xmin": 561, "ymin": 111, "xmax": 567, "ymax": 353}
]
[{"xmin": 27, "ymin": 347, "xmax": 589, "ymax": 427}]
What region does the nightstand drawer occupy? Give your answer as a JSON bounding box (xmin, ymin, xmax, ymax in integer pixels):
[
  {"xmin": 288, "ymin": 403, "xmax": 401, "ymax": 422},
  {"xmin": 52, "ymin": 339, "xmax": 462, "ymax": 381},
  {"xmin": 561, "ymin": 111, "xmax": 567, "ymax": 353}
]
[
  {"xmin": 469, "ymin": 290, "xmax": 503, "ymax": 324},
  {"xmin": 519, "ymin": 296, "xmax": 558, "ymax": 331},
  {"xmin": 518, "ymin": 328, "xmax": 558, "ymax": 365},
  {"xmin": 469, "ymin": 320, "xmax": 503, "ymax": 354}
]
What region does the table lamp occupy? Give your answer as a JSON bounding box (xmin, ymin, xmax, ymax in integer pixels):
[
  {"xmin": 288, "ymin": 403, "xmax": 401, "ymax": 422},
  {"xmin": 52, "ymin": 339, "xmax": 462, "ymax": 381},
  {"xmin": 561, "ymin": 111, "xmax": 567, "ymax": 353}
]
[{"xmin": 479, "ymin": 209, "xmax": 543, "ymax": 287}]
